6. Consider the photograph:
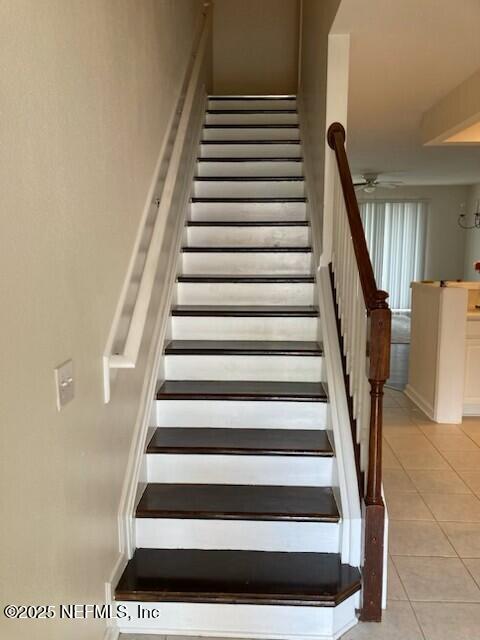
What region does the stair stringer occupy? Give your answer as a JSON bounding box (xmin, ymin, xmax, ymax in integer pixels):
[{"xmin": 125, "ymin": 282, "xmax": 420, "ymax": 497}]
[{"xmin": 317, "ymin": 266, "xmax": 362, "ymax": 567}]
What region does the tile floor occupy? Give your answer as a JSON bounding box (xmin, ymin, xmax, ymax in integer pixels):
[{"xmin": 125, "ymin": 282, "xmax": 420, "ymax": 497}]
[{"xmin": 121, "ymin": 389, "xmax": 480, "ymax": 639}]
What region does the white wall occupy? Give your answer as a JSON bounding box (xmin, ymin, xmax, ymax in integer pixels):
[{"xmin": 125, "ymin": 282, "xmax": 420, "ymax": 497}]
[
  {"xmin": 464, "ymin": 183, "xmax": 480, "ymax": 281},
  {"xmin": 0, "ymin": 2, "xmax": 203, "ymax": 638},
  {"xmin": 363, "ymin": 185, "xmax": 468, "ymax": 281},
  {"xmin": 298, "ymin": 0, "xmax": 342, "ymax": 257},
  {"xmin": 213, "ymin": 0, "xmax": 300, "ymax": 94}
]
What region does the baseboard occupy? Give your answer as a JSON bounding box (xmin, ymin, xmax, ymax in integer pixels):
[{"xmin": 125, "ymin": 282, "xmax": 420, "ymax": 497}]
[
  {"xmin": 464, "ymin": 402, "xmax": 480, "ymax": 416},
  {"xmin": 103, "ymin": 552, "xmax": 128, "ymax": 640},
  {"xmin": 105, "ymin": 551, "xmax": 128, "ymax": 603},
  {"xmin": 404, "ymin": 384, "xmax": 434, "ymax": 420}
]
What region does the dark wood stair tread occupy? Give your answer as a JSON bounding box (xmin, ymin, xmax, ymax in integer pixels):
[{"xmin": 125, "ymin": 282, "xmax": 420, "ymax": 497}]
[
  {"xmin": 171, "ymin": 305, "xmax": 319, "ymax": 317},
  {"xmin": 208, "ymin": 95, "xmax": 297, "ymax": 100},
  {"xmin": 191, "ymin": 197, "xmax": 306, "ymax": 203},
  {"xmin": 201, "ymin": 140, "xmax": 301, "ymax": 145},
  {"xmin": 204, "ymin": 124, "xmax": 299, "ymax": 129},
  {"xmin": 182, "ymin": 246, "xmax": 311, "ymax": 252},
  {"xmin": 187, "ymin": 221, "xmax": 308, "ymax": 226},
  {"xmin": 165, "ymin": 340, "xmax": 323, "ymax": 356},
  {"xmin": 207, "ymin": 109, "xmax": 297, "ymax": 114},
  {"xmin": 136, "ymin": 484, "xmax": 338, "ymax": 522},
  {"xmin": 194, "ymin": 176, "xmax": 304, "ymax": 182},
  {"xmin": 147, "ymin": 427, "xmax": 333, "ymax": 457},
  {"xmin": 156, "ymin": 380, "xmax": 327, "ymax": 402},
  {"xmin": 177, "ymin": 274, "xmax": 314, "ymax": 283},
  {"xmin": 197, "ymin": 157, "xmax": 303, "ymax": 163},
  {"xmin": 115, "ymin": 549, "xmax": 360, "ymax": 606}
]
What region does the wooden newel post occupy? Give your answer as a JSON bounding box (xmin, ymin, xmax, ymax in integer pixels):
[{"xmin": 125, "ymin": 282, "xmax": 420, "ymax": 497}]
[{"xmin": 361, "ymin": 300, "xmax": 391, "ymax": 622}]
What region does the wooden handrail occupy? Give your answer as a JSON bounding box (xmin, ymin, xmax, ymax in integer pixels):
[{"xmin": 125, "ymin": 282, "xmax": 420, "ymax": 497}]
[
  {"xmin": 327, "ymin": 123, "xmax": 389, "ymax": 311},
  {"xmin": 327, "ymin": 122, "xmax": 391, "ymax": 622}
]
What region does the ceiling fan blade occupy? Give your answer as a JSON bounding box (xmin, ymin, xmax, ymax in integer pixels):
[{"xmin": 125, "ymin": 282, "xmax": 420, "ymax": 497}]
[
  {"xmin": 353, "ymin": 182, "xmax": 367, "ymax": 187},
  {"xmin": 380, "ymin": 182, "xmax": 401, "ymax": 189}
]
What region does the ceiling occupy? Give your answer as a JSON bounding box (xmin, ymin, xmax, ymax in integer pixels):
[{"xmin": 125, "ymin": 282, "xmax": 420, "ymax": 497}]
[{"xmin": 332, "ymin": 0, "xmax": 480, "ymax": 185}]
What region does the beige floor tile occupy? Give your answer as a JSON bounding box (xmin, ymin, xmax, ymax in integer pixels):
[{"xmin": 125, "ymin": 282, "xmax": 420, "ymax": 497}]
[
  {"xmin": 464, "ymin": 558, "xmax": 480, "ymax": 587},
  {"xmin": 384, "ymin": 395, "xmax": 403, "ymax": 408},
  {"xmin": 389, "ymin": 520, "xmax": 456, "ymax": 557},
  {"xmin": 422, "ymin": 493, "xmax": 480, "ymax": 522},
  {"xmin": 395, "ymin": 449, "xmax": 449, "ymax": 470},
  {"xmin": 412, "ymin": 602, "xmax": 480, "ymax": 640},
  {"xmin": 441, "ymin": 523, "xmax": 480, "ymax": 558},
  {"xmin": 419, "ymin": 423, "xmax": 463, "ymax": 436},
  {"xmin": 407, "ymin": 469, "xmax": 471, "ymax": 495},
  {"xmin": 383, "ymin": 442, "xmax": 402, "ymax": 469},
  {"xmin": 392, "ymin": 556, "xmax": 480, "ymax": 602},
  {"xmin": 385, "ymin": 434, "xmax": 436, "ymax": 454},
  {"xmin": 342, "ymin": 601, "xmax": 423, "ymax": 639},
  {"xmin": 441, "ymin": 449, "xmax": 480, "ymax": 471},
  {"xmin": 386, "ymin": 492, "xmax": 434, "ymax": 521},
  {"xmin": 383, "ymin": 468, "xmax": 417, "ymax": 494},
  {"xmin": 384, "ymin": 408, "xmax": 417, "ymax": 426},
  {"xmin": 393, "ymin": 393, "xmax": 417, "ymax": 409},
  {"xmin": 409, "ymin": 409, "xmax": 436, "ymax": 425},
  {"xmin": 461, "ymin": 421, "xmax": 480, "ymax": 445},
  {"xmin": 426, "ymin": 433, "xmax": 479, "ymax": 452},
  {"xmin": 383, "ymin": 424, "xmax": 423, "ymax": 437},
  {"xmin": 458, "ymin": 471, "xmax": 480, "ymax": 495},
  {"xmin": 387, "ymin": 557, "xmax": 408, "ymax": 600}
]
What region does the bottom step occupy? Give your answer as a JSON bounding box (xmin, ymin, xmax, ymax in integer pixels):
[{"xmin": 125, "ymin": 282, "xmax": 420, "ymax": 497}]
[
  {"xmin": 115, "ymin": 550, "xmax": 360, "ymax": 639},
  {"xmin": 116, "ymin": 549, "xmax": 360, "ymax": 606}
]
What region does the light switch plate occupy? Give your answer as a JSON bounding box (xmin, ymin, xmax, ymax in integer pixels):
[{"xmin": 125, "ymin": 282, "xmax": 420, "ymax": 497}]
[{"xmin": 54, "ymin": 359, "xmax": 74, "ymax": 411}]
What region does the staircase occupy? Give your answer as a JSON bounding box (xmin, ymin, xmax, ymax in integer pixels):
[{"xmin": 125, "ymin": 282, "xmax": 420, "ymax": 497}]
[{"xmin": 114, "ymin": 96, "xmax": 361, "ymax": 639}]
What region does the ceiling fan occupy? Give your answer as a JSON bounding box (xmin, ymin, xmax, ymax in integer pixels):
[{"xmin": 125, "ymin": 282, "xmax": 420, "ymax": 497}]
[{"xmin": 353, "ymin": 173, "xmax": 404, "ymax": 193}]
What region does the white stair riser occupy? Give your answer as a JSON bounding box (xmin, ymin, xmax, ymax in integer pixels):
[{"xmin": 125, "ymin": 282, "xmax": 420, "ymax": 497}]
[
  {"xmin": 187, "ymin": 225, "xmax": 309, "ymax": 247},
  {"xmin": 115, "ymin": 597, "xmax": 359, "ymax": 638},
  {"xmin": 209, "ymin": 98, "xmax": 298, "ymax": 110},
  {"xmin": 155, "ymin": 400, "xmax": 328, "ymax": 428},
  {"xmin": 191, "ymin": 201, "xmax": 306, "ymax": 221},
  {"xmin": 206, "ymin": 113, "xmax": 298, "ymax": 125},
  {"xmin": 135, "ymin": 519, "xmax": 340, "ymax": 553},
  {"xmin": 203, "ymin": 127, "xmax": 300, "ymax": 141},
  {"xmin": 164, "ymin": 354, "xmax": 325, "ymax": 382},
  {"xmin": 177, "ymin": 282, "xmax": 314, "ymax": 306},
  {"xmin": 146, "ymin": 454, "xmax": 334, "ymax": 486},
  {"xmin": 182, "ymin": 252, "xmax": 312, "ymax": 275},
  {"xmin": 193, "ymin": 180, "xmax": 304, "ymax": 198},
  {"xmin": 197, "ymin": 160, "xmax": 303, "ymax": 177},
  {"xmin": 200, "ymin": 143, "xmax": 302, "ymax": 158},
  {"xmin": 171, "ymin": 316, "xmax": 319, "ymax": 341}
]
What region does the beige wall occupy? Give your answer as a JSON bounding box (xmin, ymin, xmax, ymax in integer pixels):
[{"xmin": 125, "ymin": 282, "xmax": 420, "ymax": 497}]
[
  {"xmin": 0, "ymin": 1, "xmax": 202, "ymax": 638},
  {"xmin": 213, "ymin": 0, "xmax": 300, "ymax": 94},
  {"xmin": 464, "ymin": 183, "xmax": 480, "ymax": 281},
  {"xmin": 366, "ymin": 186, "xmax": 468, "ymax": 281}
]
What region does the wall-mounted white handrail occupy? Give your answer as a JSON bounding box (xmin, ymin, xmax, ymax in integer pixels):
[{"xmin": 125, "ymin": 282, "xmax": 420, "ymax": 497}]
[{"xmin": 103, "ymin": 6, "xmax": 211, "ymax": 401}]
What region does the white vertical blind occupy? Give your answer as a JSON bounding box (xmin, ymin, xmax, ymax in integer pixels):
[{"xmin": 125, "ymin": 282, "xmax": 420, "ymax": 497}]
[{"xmin": 359, "ymin": 200, "xmax": 427, "ymax": 310}]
